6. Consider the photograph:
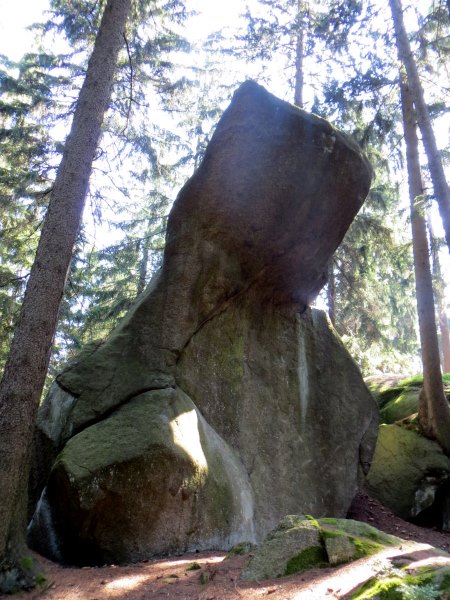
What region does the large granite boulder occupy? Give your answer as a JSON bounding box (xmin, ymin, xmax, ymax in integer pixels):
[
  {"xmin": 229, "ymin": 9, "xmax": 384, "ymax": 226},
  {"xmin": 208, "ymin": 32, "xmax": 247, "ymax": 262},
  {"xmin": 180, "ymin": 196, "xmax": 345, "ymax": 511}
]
[
  {"xmin": 177, "ymin": 298, "xmax": 377, "ymax": 539},
  {"xmin": 29, "ymin": 81, "xmax": 376, "ymax": 565}
]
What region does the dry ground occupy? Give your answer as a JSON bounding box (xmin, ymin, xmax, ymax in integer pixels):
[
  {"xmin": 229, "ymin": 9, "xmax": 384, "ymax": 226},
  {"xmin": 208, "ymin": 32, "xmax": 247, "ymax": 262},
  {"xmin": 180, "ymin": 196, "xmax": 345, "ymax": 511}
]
[{"xmin": 8, "ymin": 493, "xmax": 450, "ymax": 600}]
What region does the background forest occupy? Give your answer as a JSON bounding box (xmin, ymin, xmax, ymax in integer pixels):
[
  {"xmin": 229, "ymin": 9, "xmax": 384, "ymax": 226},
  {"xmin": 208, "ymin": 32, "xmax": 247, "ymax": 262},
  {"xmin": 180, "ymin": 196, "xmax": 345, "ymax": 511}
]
[{"xmin": 0, "ymin": 0, "xmax": 449, "ymax": 388}]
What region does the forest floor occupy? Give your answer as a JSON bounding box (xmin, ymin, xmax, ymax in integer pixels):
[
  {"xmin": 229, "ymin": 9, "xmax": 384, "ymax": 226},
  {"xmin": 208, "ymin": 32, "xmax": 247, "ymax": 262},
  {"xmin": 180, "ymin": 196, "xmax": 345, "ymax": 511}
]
[{"xmin": 10, "ymin": 492, "xmax": 450, "ymax": 600}]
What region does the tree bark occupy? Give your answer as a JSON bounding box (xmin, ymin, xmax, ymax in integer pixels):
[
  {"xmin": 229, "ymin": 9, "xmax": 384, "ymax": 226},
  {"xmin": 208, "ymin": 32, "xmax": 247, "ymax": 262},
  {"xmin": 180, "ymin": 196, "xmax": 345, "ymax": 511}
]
[
  {"xmin": 137, "ymin": 238, "xmax": 150, "ymax": 297},
  {"xmin": 0, "ymin": 0, "xmax": 132, "ymax": 591},
  {"xmin": 390, "ymin": 0, "xmax": 450, "ymax": 253},
  {"xmin": 427, "ymin": 215, "xmax": 450, "ymax": 373},
  {"xmin": 400, "ymin": 72, "xmax": 450, "ymax": 455},
  {"xmin": 294, "ymin": 0, "xmax": 305, "ymax": 108}
]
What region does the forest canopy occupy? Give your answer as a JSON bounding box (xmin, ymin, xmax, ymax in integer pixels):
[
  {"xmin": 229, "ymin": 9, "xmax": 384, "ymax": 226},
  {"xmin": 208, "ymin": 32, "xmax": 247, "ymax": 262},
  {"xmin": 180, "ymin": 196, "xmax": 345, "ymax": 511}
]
[{"xmin": 0, "ymin": 0, "xmax": 449, "ymax": 379}]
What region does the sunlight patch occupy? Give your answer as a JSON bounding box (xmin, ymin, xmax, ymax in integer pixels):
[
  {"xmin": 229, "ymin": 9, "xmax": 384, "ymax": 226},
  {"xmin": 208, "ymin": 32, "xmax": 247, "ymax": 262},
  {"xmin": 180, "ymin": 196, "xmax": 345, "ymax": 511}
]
[{"xmin": 105, "ymin": 574, "xmax": 149, "ymax": 592}]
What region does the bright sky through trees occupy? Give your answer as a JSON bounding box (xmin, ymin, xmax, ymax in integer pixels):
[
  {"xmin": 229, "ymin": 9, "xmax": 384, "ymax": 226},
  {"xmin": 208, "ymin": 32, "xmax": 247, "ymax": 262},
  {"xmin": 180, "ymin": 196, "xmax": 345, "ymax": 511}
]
[
  {"xmin": 0, "ymin": 0, "xmax": 245, "ymax": 57},
  {"xmin": 1, "ymin": 0, "xmax": 449, "ymax": 298}
]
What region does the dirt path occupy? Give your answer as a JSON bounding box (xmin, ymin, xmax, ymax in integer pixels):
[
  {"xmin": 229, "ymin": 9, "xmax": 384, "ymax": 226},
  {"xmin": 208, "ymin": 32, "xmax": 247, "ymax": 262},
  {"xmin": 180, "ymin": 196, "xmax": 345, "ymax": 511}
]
[{"xmin": 9, "ymin": 493, "xmax": 450, "ymax": 599}]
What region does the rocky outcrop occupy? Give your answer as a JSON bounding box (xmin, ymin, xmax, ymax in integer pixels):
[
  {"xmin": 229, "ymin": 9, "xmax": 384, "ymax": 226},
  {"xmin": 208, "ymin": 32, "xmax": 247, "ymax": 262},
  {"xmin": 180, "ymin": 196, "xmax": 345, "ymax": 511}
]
[
  {"xmin": 368, "ymin": 424, "xmax": 450, "ymax": 524},
  {"xmin": 366, "ymin": 376, "xmax": 450, "ymax": 530},
  {"xmin": 29, "ymin": 81, "xmax": 375, "ymax": 565}
]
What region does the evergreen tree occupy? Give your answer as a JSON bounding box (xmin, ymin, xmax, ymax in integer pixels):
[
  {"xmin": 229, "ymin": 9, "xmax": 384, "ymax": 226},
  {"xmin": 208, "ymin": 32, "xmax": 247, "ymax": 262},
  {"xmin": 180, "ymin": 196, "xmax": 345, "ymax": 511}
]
[
  {"xmin": 400, "ymin": 72, "xmax": 450, "ymax": 455},
  {"xmin": 0, "ymin": 0, "xmax": 133, "ymax": 590},
  {"xmin": 0, "ymin": 0, "xmax": 193, "ymax": 379},
  {"xmin": 0, "ymin": 53, "xmax": 67, "ymax": 370},
  {"xmin": 390, "ymin": 0, "xmax": 450, "ymax": 253}
]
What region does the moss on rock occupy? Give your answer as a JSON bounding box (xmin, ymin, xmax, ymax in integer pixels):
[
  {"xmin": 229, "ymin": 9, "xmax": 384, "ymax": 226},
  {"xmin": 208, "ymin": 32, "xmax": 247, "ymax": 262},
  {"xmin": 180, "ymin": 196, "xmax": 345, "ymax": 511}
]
[
  {"xmin": 28, "ymin": 388, "xmax": 256, "ymax": 565},
  {"xmin": 367, "ymin": 424, "xmax": 450, "ymax": 520},
  {"xmin": 350, "ymin": 569, "xmax": 446, "ymax": 599},
  {"xmin": 285, "ymin": 546, "xmax": 328, "ymax": 575},
  {"xmin": 380, "ymin": 389, "xmax": 420, "ymax": 424},
  {"xmin": 225, "ymin": 541, "xmax": 257, "ymax": 558},
  {"xmin": 241, "ymin": 516, "xmax": 403, "ymax": 582}
]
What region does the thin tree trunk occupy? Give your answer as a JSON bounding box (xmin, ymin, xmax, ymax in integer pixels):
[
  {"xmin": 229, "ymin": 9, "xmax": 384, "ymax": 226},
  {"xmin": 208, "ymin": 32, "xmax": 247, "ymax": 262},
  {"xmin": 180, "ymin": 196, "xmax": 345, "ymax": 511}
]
[
  {"xmin": 0, "ymin": 0, "xmax": 132, "ymax": 591},
  {"xmin": 137, "ymin": 238, "xmax": 150, "ymax": 297},
  {"xmin": 390, "ymin": 0, "xmax": 450, "ymax": 253},
  {"xmin": 438, "ymin": 307, "xmax": 450, "ymax": 374},
  {"xmin": 427, "ymin": 216, "xmax": 450, "ymax": 373},
  {"xmin": 400, "ymin": 72, "xmax": 450, "ymax": 454},
  {"xmin": 327, "ymin": 261, "xmax": 336, "ymax": 327},
  {"xmin": 294, "ymin": 0, "xmax": 305, "ymax": 108}
]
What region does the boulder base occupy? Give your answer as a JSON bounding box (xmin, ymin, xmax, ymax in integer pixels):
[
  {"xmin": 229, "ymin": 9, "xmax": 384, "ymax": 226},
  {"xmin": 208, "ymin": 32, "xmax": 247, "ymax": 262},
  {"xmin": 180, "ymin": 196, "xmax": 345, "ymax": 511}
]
[{"xmin": 29, "ymin": 389, "xmax": 254, "ymax": 564}]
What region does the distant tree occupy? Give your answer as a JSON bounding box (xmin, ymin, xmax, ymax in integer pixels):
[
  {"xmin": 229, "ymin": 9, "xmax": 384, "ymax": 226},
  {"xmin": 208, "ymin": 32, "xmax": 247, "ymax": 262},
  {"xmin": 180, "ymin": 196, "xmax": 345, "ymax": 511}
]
[
  {"xmin": 390, "ymin": 0, "xmax": 450, "ymax": 253},
  {"xmin": 0, "ymin": 53, "xmax": 68, "ymax": 370},
  {"xmin": 400, "ymin": 71, "xmax": 450, "ymax": 454},
  {"xmin": 427, "ymin": 216, "xmax": 450, "ymax": 373},
  {"xmin": 0, "ymin": 0, "xmax": 192, "ymax": 379},
  {"xmin": 0, "ymin": 0, "xmax": 133, "ymax": 591},
  {"xmin": 309, "ymin": 4, "xmax": 420, "ymax": 373}
]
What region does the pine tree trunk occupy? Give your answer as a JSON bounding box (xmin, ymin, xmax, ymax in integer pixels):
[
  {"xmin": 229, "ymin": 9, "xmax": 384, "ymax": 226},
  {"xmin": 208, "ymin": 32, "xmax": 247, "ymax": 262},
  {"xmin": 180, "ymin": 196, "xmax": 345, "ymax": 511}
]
[
  {"xmin": 427, "ymin": 216, "xmax": 450, "ymax": 373},
  {"xmin": 390, "ymin": 0, "xmax": 450, "ymax": 253},
  {"xmin": 294, "ymin": 0, "xmax": 305, "ymax": 108},
  {"xmin": 439, "ymin": 308, "xmax": 450, "ymax": 374},
  {"xmin": 400, "ymin": 73, "xmax": 450, "ymax": 455},
  {"xmin": 137, "ymin": 239, "xmax": 150, "ymax": 297},
  {"xmin": 0, "ymin": 0, "xmax": 132, "ymax": 591}
]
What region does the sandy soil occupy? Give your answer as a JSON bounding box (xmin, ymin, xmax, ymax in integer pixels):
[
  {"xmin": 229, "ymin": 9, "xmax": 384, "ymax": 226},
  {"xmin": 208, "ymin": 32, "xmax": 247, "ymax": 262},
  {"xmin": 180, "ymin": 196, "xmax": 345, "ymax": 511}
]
[{"xmin": 8, "ymin": 492, "xmax": 450, "ymax": 600}]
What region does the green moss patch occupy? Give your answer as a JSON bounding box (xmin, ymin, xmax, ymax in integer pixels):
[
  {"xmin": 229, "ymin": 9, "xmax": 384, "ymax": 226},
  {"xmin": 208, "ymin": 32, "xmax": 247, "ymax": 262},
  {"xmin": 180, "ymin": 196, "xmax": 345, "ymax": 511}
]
[
  {"xmin": 305, "ymin": 515, "xmax": 321, "ymax": 528},
  {"xmin": 19, "ymin": 556, "xmax": 34, "ymax": 571},
  {"xmin": 226, "ymin": 542, "xmax": 256, "ymax": 558},
  {"xmin": 319, "ymin": 518, "xmax": 399, "ymax": 547},
  {"xmin": 285, "ymin": 546, "xmax": 328, "ymax": 575},
  {"xmin": 352, "ymin": 537, "xmax": 384, "ymax": 559},
  {"xmin": 350, "ymin": 576, "xmax": 406, "ymax": 599},
  {"xmin": 372, "ymin": 373, "xmax": 450, "ymax": 421},
  {"xmin": 350, "ymin": 565, "xmax": 448, "ymax": 599},
  {"xmin": 380, "ymin": 389, "xmax": 419, "ymax": 424}
]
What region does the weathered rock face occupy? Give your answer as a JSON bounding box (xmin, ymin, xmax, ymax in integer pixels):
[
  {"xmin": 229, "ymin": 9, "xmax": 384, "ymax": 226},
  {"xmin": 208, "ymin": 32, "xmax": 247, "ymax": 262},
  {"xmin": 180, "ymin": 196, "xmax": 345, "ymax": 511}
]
[
  {"xmin": 29, "ymin": 81, "xmax": 376, "ymax": 565},
  {"xmin": 177, "ymin": 298, "xmax": 377, "ymax": 540}
]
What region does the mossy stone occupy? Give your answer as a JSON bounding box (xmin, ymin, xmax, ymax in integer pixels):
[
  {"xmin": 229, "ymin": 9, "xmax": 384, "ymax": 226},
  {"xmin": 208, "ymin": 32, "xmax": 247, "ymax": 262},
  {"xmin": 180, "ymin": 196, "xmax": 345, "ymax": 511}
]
[
  {"xmin": 241, "ymin": 515, "xmax": 402, "ymax": 582},
  {"xmin": 285, "ymin": 546, "xmax": 327, "ymax": 574},
  {"xmin": 380, "ymin": 388, "xmax": 419, "ymax": 424},
  {"xmin": 367, "ymin": 424, "xmax": 450, "ymax": 519},
  {"xmin": 241, "ymin": 516, "xmax": 322, "ymax": 581},
  {"xmin": 226, "ymin": 541, "xmax": 257, "ymax": 558},
  {"xmin": 28, "ymin": 388, "xmax": 255, "ymax": 565}
]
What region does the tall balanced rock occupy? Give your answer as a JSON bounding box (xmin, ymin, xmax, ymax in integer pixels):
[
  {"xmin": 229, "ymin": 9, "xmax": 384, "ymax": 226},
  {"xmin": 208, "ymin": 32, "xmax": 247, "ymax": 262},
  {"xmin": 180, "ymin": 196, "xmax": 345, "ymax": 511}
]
[{"xmin": 29, "ymin": 81, "xmax": 376, "ymax": 565}]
